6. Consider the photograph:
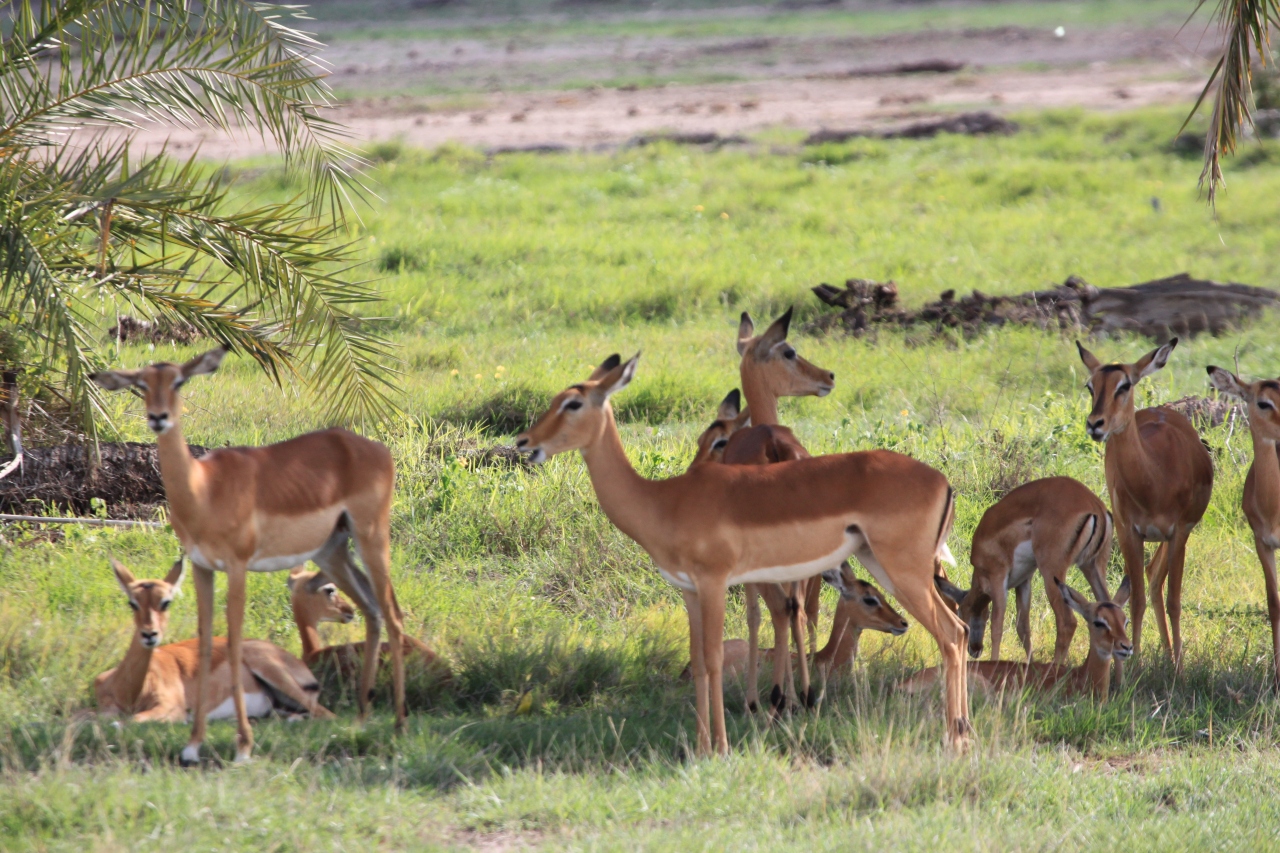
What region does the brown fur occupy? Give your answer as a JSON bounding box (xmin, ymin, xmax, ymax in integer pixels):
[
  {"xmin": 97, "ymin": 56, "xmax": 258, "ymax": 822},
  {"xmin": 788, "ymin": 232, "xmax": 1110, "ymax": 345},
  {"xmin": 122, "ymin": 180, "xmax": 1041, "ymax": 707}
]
[
  {"xmin": 91, "ymin": 348, "xmax": 407, "ymax": 764},
  {"xmin": 937, "ymin": 477, "xmax": 1113, "ymax": 665},
  {"xmin": 516, "ymin": 354, "xmax": 968, "ymax": 755},
  {"xmin": 96, "ymin": 559, "xmax": 332, "ymax": 723},
  {"xmin": 1078, "ymin": 339, "xmax": 1213, "ymax": 672},
  {"xmin": 1208, "ymin": 367, "xmax": 1280, "ymax": 681}
]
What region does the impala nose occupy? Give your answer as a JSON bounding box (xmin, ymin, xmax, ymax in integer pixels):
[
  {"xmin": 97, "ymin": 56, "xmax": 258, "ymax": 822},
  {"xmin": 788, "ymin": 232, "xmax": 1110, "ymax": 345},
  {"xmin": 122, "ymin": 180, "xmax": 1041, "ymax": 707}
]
[
  {"xmin": 147, "ymin": 412, "xmax": 170, "ymax": 433},
  {"xmin": 140, "ymin": 629, "xmax": 159, "ymax": 647},
  {"xmin": 1086, "ymin": 417, "xmax": 1105, "ymax": 441},
  {"xmin": 1114, "ymin": 642, "xmax": 1134, "ymax": 660}
]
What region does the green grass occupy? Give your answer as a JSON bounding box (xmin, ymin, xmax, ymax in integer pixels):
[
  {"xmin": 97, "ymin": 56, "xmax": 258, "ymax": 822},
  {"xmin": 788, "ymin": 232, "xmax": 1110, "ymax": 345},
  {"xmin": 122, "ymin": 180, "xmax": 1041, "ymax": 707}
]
[{"xmin": 7, "ymin": 106, "xmax": 1280, "ymax": 849}]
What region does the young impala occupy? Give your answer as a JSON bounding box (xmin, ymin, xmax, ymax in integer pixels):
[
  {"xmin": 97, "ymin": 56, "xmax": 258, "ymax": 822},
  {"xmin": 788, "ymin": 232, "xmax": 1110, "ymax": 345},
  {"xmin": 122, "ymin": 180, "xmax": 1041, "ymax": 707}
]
[
  {"xmin": 95, "ymin": 558, "xmax": 333, "ymax": 723},
  {"xmin": 288, "ymin": 568, "xmax": 451, "ymax": 682},
  {"xmin": 516, "ymin": 354, "xmax": 969, "ymax": 754},
  {"xmin": 1077, "ymin": 339, "xmax": 1212, "ymax": 670},
  {"xmin": 901, "ymin": 578, "xmax": 1132, "ymax": 700},
  {"xmin": 1207, "ymin": 366, "xmax": 1280, "ymax": 681},
  {"xmin": 935, "ymin": 477, "xmax": 1113, "ymax": 664},
  {"xmin": 92, "ymin": 348, "xmax": 408, "ymax": 765},
  {"xmin": 812, "ymin": 564, "xmax": 909, "ymax": 678}
]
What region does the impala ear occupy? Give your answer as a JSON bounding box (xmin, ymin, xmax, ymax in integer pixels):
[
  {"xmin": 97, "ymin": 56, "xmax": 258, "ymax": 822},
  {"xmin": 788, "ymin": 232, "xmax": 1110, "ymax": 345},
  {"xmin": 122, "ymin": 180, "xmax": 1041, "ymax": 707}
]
[
  {"xmin": 716, "ymin": 389, "xmax": 741, "ymax": 421},
  {"xmin": 736, "ymin": 312, "xmax": 755, "ymax": 355},
  {"xmin": 1207, "ymin": 365, "xmax": 1250, "ymax": 400},
  {"xmin": 163, "ymin": 556, "xmax": 185, "ymax": 594},
  {"xmin": 588, "ymin": 354, "xmax": 622, "ymax": 381},
  {"xmin": 758, "ymin": 307, "xmax": 793, "ymax": 348},
  {"xmin": 589, "ymin": 353, "xmax": 638, "ymax": 403},
  {"xmin": 1056, "ymin": 578, "xmax": 1091, "ymax": 617},
  {"xmin": 90, "ymin": 368, "xmax": 142, "ymax": 391},
  {"xmin": 1112, "ymin": 576, "xmax": 1132, "ymax": 608},
  {"xmin": 110, "ymin": 558, "xmax": 137, "ymax": 599},
  {"xmin": 934, "ymin": 575, "xmax": 969, "ymax": 606},
  {"xmin": 180, "ymin": 347, "xmax": 227, "ymax": 381},
  {"xmin": 1076, "ymin": 340, "xmax": 1101, "ymax": 372},
  {"xmin": 1136, "ymin": 338, "xmax": 1177, "ymax": 379},
  {"xmin": 286, "ymin": 567, "xmax": 308, "ymax": 591}
]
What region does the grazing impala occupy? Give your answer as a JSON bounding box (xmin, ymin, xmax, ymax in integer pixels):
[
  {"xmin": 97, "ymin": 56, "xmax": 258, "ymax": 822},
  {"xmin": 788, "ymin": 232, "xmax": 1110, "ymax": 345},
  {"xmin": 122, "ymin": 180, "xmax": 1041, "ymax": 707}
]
[
  {"xmin": 516, "ymin": 354, "xmax": 969, "ymax": 754},
  {"xmin": 725, "ymin": 309, "xmax": 836, "ymax": 713},
  {"xmin": 1207, "ymin": 366, "xmax": 1280, "ymax": 681},
  {"xmin": 96, "ymin": 558, "xmax": 333, "ymax": 722},
  {"xmin": 288, "ymin": 568, "xmax": 451, "ymax": 682},
  {"xmin": 1077, "ymin": 339, "xmax": 1212, "ymax": 670},
  {"xmin": 902, "ymin": 578, "xmax": 1132, "ymax": 700},
  {"xmin": 935, "ymin": 477, "xmax": 1113, "ymax": 665},
  {"xmin": 91, "ymin": 348, "xmax": 407, "ymax": 765}
]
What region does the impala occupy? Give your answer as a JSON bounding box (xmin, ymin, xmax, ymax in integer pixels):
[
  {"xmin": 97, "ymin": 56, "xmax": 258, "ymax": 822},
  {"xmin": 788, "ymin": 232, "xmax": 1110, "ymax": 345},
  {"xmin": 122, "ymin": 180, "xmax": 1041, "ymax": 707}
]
[
  {"xmin": 902, "ymin": 578, "xmax": 1132, "ymax": 700},
  {"xmin": 688, "ymin": 389, "xmax": 752, "ymax": 467},
  {"xmin": 935, "ymin": 477, "xmax": 1113, "ymax": 664},
  {"xmin": 516, "ymin": 354, "xmax": 969, "ymax": 753},
  {"xmin": 1207, "ymin": 366, "xmax": 1280, "ymax": 681},
  {"xmin": 1077, "ymin": 339, "xmax": 1212, "ymax": 669},
  {"xmin": 811, "ymin": 563, "xmax": 909, "ymax": 678},
  {"xmin": 289, "ymin": 568, "xmax": 451, "ymax": 682},
  {"xmin": 96, "ymin": 558, "xmax": 333, "ymax": 723},
  {"xmin": 91, "ymin": 348, "xmax": 408, "ymax": 765}
]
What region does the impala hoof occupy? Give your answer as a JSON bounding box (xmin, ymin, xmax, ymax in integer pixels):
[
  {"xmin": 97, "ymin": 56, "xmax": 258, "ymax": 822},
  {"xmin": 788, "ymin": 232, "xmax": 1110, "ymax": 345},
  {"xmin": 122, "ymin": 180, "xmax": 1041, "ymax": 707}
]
[
  {"xmin": 233, "ymin": 749, "xmax": 252, "ymax": 765},
  {"xmin": 769, "ymin": 685, "xmax": 786, "ymax": 715},
  {"xmin": 747, "ymin": 701, "xmax": 759, "ymax": 714},
  {"xmin": 179, "ymin": 745, "xmax": 200, "ymax": 767},
  {"xmin": 804, "ymin": 686, "xmax": 818, "ymax": 709}
]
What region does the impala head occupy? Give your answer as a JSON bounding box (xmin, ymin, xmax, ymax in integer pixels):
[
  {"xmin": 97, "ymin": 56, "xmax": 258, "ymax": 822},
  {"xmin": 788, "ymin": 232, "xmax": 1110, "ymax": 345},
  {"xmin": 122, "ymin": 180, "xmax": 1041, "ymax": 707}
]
[
  {"xmin": 737, "ymin": 308, "xmax": 835, "ymax": 402},
  {"xmin": 1056, "ymin": 577, "xmax": 1133, "ymax": 661},
  {"xmin": 516, "ymin": 353, "xmax": 639, "ymax": 463},
  {"xmin": 111, "ymin": 556, "xmax": 185, "ymax": 649},
  {"xmin": 89, "ymin": 347, "xmax": 227, "ymax": 435},
  {"xmin": 689, "ymin": 389, "xmax": 752, "ymax": 467},
  {"xmin": 1076, "ymin": 339, "xmax": 1178, "ymax": 442},
  {"xmin": 287, "ymin": 569, "xmax": 356, "ymax": 626},
  {"xmin": 934, "ymin": 576, "xmax": 993, "ymax": 658},
  {"xmin": 823, "ymin": 564, "xmax": 908, "ymax": 635},
  {"xmin": 1207, "ymin": 366, "xmax": 1280, "ymax": 442}
]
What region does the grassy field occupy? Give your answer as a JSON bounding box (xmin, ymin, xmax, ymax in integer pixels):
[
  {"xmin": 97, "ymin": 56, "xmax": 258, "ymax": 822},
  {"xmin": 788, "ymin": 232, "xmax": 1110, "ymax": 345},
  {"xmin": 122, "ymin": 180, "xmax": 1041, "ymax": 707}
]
[{"xmin": 6, "ymin": 107, "xmax": 1280, "ymax": 849}]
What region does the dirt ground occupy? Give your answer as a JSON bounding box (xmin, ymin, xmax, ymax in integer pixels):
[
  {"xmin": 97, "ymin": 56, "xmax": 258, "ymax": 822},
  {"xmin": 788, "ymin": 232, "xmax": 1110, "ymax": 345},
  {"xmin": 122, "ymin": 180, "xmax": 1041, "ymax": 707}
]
[{"xmin": 134, "ymin": 17, "xmax": 1218, "ymax": 157}]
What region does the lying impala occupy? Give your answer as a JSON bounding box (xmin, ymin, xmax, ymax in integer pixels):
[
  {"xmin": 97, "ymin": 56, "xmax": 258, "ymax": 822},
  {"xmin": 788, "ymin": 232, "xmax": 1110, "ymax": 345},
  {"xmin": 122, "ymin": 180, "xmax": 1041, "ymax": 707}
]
[
  {"xmin": 1077, "ymin": 339, "xmax": 1213, "ymax": 670},
  {"xmin": 288, "ymin": 568, "xmax": 451, "ymax": 682},
  {"xmin": 516, "ymin": 354, "xmax": 969, "ymax": 754},
  {"xmin": 935, "ymin": 477, "xmax": 1113, "ymax": 665},
  {"xmin": 1207, "ymin": 366, "xmax": 1280, "ymax": 681},
  {"xmin": 726, "ymin": 308, "xmax": 837, "ymax": 713},
  {"xmin": 901, "ymin": 578, "xmax": 1132, "ymax": 700},
  {"xmin": 96, "ymin": 558, "xmax": 333, "ymax": 722},
  {"xmin": 92, "ymin": 348, "xmax": 408, "ymax": 765}
]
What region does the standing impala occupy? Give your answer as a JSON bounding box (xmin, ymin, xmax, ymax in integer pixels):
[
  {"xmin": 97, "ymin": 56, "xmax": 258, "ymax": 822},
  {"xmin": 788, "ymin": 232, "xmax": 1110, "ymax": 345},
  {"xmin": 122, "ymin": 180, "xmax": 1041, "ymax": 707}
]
[
  {"xmin": 516, "ymin": 354, "xmax": 969, "ymax": 754},
  {"xmin": 1077, "ymin": 339, "xmax": 1213, "ymax": 669},
  {"xmin": 91, "ymin": 348, "xmax": 408, "ymax": 765},
  {"xmin": 725, "ymin": 308, "xmax": 837, "ymax": 713},
  {"xmin": 1207, "ymin": 366, "xmax": 1280, "ymax": 681},
  {"xmin": 96, "ymin": 558, "xmax": 333, "ymax": 722},
  {"xmin": 935, "ymin": 477, "xmax": 1113, "ymax": 665}
]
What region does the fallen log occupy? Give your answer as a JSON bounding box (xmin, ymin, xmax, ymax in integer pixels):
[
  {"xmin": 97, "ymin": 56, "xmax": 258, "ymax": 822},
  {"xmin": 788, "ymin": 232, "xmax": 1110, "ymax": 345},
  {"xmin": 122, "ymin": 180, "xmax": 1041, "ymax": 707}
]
[{"xmin": 805, "ymin": 111, "xmax": 1018, "ymax": 145}]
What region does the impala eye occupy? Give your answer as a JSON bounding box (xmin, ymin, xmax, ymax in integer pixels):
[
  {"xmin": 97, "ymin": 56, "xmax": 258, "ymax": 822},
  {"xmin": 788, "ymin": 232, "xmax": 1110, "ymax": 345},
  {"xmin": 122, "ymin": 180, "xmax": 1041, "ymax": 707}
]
[
  {"xmin": 1114, "ymin": 381, "xmax": 1130, "ymax": 398},
  {"xmin": 783, "ymin": 348, "xmax": 797, "ymax": 360},
  {"xmin": 158, "ymin": 599, "xmax": 171, "ymax": 612},
  {"xmin": 135, "ymin": 380, "xmax": 149, "ymax": 391},
  {"xmin": 1086, "ymin": 382, "xmax": 1093, "ymax": 394},
  {"xmin": 1093, "ymin": 619, "xmax": 1107, "ymax": 629},
  {"xmin": 128, "ymin": 600, "xmax": 139, "ymax": 611},
  {"xmin": 1259, "ymin": 400, "xmax": 1276, "ymax": 411},
  {"xmin": 711, "ymin": 438, "xmax": 728, "ymax": 450},
  {"xmin": 562, "ymin": 399, "xmax": 583, "ymax": 412},
  {"xmin": 862, "ymin": 596, "xmax": 879, "ymax": 607}
]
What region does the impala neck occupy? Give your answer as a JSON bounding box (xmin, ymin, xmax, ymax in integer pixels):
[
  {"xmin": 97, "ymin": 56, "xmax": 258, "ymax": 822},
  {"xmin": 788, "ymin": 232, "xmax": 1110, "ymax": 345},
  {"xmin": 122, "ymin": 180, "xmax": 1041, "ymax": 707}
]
[
  {"xmin": 579, "ymin": 407, "xmax": 664, "ymax": 551},
  {"xmin": 293, "ymin": 604, "xmax": 324, "ymax": 661},
  {"xmin": 740, "ymin": 372, "xmax": 779, "ymax": 426},
  {"xmin": 1104, "ymin": 403, "xmax": 1159, "ymax": 496},
  {"xmin": 155, "ymin": 418, "xmax": 203, "ymax": 526},
  {"xmin": 1075, "ymin": 646, "xmax": 1112, "ymax": 700},
  {"xmin": 110, "ymin": 636, "xmax": 155, "ymax": 712},
  {"xmin": 1250, "ymin": 423, "xmax": 1280, "ymax": 513}
]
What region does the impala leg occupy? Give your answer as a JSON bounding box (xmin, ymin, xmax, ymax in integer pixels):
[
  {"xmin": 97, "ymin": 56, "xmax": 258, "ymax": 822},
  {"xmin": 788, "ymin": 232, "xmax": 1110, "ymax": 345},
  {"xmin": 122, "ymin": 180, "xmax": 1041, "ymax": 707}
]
[
  {"xmin": 804, "ymin": 576, "xmax": 821, "ymax": 661},
  {"xmin": 225, "ymin": 565, "xmax": 253, "ymax": 763},
  {"xmin": 745, "ymin": 584, "xmax": 761, "ymax": 713},
  {"xmin": 988, "ymin": 588, "xmax": 1007, "ymax": 662},
  {"xmin": 1040, "ymin": 565, "xmax": 1077, "ymax": 666},
  {"xmin": 1164, "ymin": 528, "xmax": 1192, "ymax": 672},
  {"xmin": 1256, "ymin": 538, "xmax": 1280, "ymax": 686},
  {"xmin": 697, "ymin": 576, "xmax": 730, "ymax": 755},
  {"xmin": 681, "ymin": 589, "xmax": 711, "ymax": 757},
  {"xmin": 1116, "ymin": 527, "xmax": 1147, "ymax": 660},
  {"xmin": 1146, "ymin": 542, "xmax": 1172, "ymax": 660},
  {"xmin": 762, "ymin": 585, "xmax": 793, "ymax": 713},
  {"xmin": 1014, "ymin": 580, "xmax": 1034, "ymax": 663},
  {"xmin": 182, "ymin": 563, "xmax": 216, "ymax": 767},
  {"xmin": 357, "ymin": 524, "xmax": 406, "ymax": 731},
  {"xmin": 788, "ymin": 582, "xmax": 814, "ymax": 708},
  {"xmin": 896, "ymin": 576, "xmax": 970, "ymax": 749},
  {"xmin": 314, "ymin": 544, "xmax": 382, "ymax": 718}
]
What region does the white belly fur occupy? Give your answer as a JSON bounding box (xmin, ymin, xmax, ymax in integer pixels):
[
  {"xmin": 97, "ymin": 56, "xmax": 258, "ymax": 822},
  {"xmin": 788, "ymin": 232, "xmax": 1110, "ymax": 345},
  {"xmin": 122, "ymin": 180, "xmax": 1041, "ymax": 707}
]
[
  {"xmin": 658, "ymin": 567, "xmax": 696, "ymax": 591},
  {"xmin": 205, "ymin": 691, "xmax": 273, "ymax": 720},
  {"xmin": 1006, "ymin": 540, "xmax": 1037, "ymax": 591},
  {"xmin": 247, "ymin": 548, "xmax": 323, "ymax": 573},
  {"xmin": 734, "ymin": 530, "xmax": 865, "ymax": 589}
]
